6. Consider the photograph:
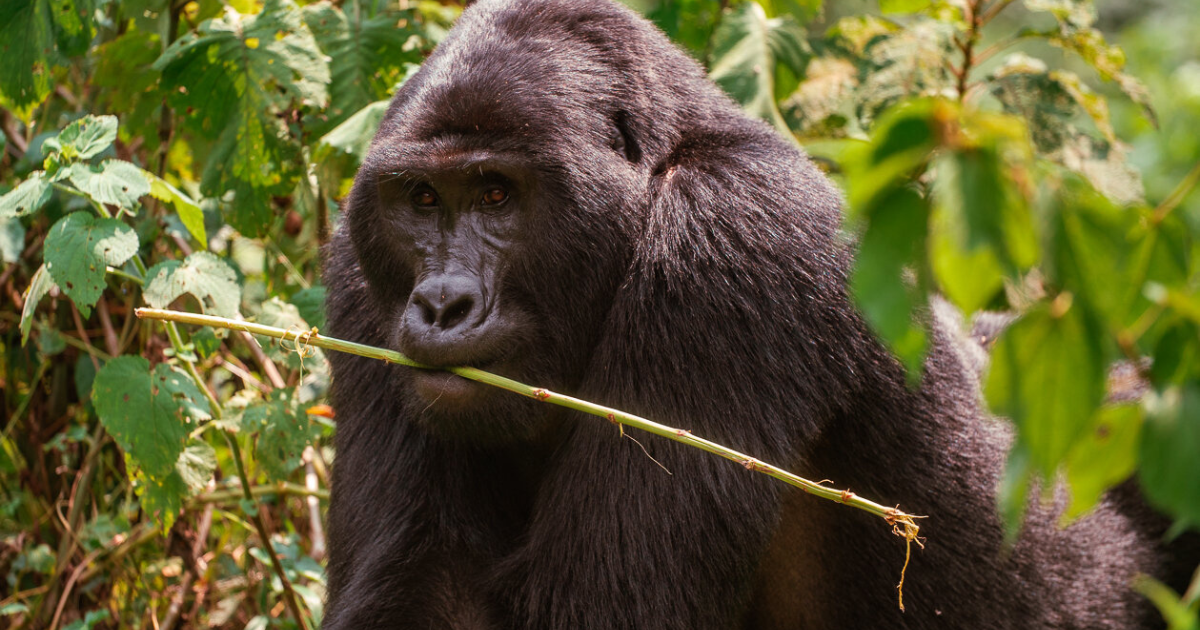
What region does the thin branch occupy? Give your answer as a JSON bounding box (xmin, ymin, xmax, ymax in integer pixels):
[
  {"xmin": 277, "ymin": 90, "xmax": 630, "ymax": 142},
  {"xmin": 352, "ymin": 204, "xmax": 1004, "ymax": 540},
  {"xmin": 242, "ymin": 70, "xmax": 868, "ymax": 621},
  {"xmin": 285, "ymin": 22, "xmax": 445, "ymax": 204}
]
[
  {"xmin": 136, "ymin": 309, "xmax": 924, "ymax": 543},
  {"xmin": 1153, "ymin": 160, "xmax": 1200, "ymax": 224}
]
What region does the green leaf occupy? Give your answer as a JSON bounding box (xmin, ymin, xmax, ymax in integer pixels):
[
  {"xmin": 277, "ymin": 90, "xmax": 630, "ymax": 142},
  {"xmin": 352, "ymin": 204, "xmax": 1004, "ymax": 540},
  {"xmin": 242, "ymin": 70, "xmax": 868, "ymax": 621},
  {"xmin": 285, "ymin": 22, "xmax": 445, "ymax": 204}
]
[
  {"xmin": 1139, "ymin": 384, "xmax": 1200, "ymax": 527},
  {"xmin": 20, "ymin": 264, "xmax": 55, "ymax": 345},
  {"xmin": 985, "ymin": 301, "xmax": 1108, "ymax": 480},
  {"xmin": 65, "ymin": 160, "xmax": 152, "ymax": 210},
  {"xmin": 43, "ymin": 213, "xmax": 139, "ymax": 317},
  {"xmin": 53, "ymin": 115, "xmax": 119, "ymax": 160},
  {"xmin": 1063, "ymin": 404, "xmax": 1142, "ymax": 522},
  {"xmin": 1133, "ymin": 575, "xmax": 1199, "ymax": 630},
  {"xmin": 144, "ymin": 251, "xmax": 241, "ymax": 318},
  {"xmin": 0, "ymin": 173, "xmax": 53, "ymax": 218},
  {"xmin": 291, "ymin": 286, "xmax": 327, "ymax": 330},
  {"xmin": 709, "ymin": 1, "xmax": 809, "ymax": 139},
  {"xmin": 880, "ymin": 0, "xmax": 931, "ymax": 13},
  {"xmin": 155, "ymin": 0, "xmax": 329, "ymax": 234},
  {"xmin": 929, "ymin": 202, "xmax": 1005, "ymax": 314},
  {"xmin": 93, "ymin": 357, "xmax": 210, "ymax": 481},
  {"xmin": 0, "ymin": 1, "xmax": 55, "ymax": 121},
  {"xmin": 147, "ymin": 173, "xmax": 206, "ymax": 248},
  {"xmin": 0, "ymin": 216, "xmax": 26, "ymax": 264},
  {"xmin": 314, "ymin": 99, "xmax": 389, "ymax": 169},
  {"xmin": 854, "ymin": 18, "xmax": 957, "ymax": 125},
  {"xmin": 246, "ymin": 390, "xmax": 319, "ymax": 482},
  {"xmin": 302, "ymin": 2, "xmax": 422, "ymax": 132},
  {"xmin": 850, "ymin": 187, "xmax": 929, "ymax": 377}
]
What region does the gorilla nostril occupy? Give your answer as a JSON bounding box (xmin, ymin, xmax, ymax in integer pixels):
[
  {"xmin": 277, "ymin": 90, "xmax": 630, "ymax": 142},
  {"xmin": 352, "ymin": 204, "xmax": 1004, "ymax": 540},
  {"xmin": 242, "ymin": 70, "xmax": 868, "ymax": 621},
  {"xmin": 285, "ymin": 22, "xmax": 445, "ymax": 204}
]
[{"xmin": 440, "ymin": 296, "xmax": 475, "ymax": 329}]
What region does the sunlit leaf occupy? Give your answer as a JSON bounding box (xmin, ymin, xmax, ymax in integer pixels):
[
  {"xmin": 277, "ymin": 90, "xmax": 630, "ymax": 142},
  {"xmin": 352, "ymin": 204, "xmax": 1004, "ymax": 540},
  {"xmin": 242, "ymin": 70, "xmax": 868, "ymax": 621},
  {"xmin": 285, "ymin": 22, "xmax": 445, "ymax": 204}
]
[
  {"xmin": 147, "ymin": 173, "xmax": 207, "ymax": 248},
  {"xmin": 0, "ymin": 216, "xmax": 24, "ymax": 264},
  {"xmin": 20, "ymin": 264, "xmax": 55, "ymax": 345},
  {"xmin": 51, "ymin": 115, "xmax": 119, "ymax": 160},
  {"xmin": 43, "ymin": 213, "xmax": 139, "ymax": 317},
  {"xmin": 880, "ymin": 0, "xmax": 931, "ymax": 13},
  {"xmin": 0, "ymin": 173, "xmax": 52, "ymax": 219},
  {"xmin": 65, "ymin": 160, "xmax": 152, "ymax": 210},
  {"xmin": 144, "ymin": 251, "xmax": 242, "ymax": 319}
]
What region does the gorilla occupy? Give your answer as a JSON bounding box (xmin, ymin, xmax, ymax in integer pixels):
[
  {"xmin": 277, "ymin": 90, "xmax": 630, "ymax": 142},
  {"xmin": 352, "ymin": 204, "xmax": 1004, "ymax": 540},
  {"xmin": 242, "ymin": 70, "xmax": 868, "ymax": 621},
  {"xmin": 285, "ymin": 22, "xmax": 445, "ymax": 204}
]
[{"xmin": 322, "ymin": 0, "xmax": 1196, "ymax": 627}]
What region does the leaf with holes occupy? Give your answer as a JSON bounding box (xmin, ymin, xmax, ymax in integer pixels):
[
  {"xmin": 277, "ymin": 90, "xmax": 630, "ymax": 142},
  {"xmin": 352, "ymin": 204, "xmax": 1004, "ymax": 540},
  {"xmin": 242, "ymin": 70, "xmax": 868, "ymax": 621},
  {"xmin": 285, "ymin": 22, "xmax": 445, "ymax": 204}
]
[
  {"xmin": 144, "ymin": 251, "xmax": 241, "ymax": 319},
  {"xmin": 0, "ymin": 173, "xmax": 52, "ymax": 219},
  {"xmin": 136, "ymin": 440, "xmax": 217, "ymax": 533},
  {"xmin": 246, "ymin": 390, "xmax": 320, "ymax": 482},
  {"xmin": 93, "ymin": 357, "xmax": 211, "ymax": 481},
  {"xmin": 65, "ymin": 160, "xmax": 152, "ymax": 211},
  {"xmin": 43, "ymin": 213, "xmax": 138, "ymax": 317},
  {"xmin": 48, "ymin": 115, "xmax": 118, "ymax": 160}
]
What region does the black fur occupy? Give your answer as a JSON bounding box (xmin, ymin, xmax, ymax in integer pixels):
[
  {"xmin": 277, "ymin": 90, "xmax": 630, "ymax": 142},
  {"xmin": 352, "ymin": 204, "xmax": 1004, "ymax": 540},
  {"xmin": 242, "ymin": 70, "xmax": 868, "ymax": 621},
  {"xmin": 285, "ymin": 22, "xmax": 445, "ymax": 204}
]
[{"xmin": 322, "ymin": 1, "xmax": 1196, "ymax": 627}]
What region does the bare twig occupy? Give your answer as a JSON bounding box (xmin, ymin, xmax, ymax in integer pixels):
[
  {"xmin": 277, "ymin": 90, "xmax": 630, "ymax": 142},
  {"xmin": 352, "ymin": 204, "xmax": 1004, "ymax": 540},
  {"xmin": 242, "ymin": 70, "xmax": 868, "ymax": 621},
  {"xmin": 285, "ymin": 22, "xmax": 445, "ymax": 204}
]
[{"xmin": 303, "ymin": 446, "xmax": 326, "ymax": 561}]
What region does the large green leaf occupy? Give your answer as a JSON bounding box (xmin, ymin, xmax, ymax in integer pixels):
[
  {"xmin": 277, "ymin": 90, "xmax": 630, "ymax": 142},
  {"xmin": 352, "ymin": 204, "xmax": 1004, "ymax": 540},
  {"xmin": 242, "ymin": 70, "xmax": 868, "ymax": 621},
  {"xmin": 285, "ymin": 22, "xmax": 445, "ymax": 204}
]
[
  {"xmin": 985, "ymin": 301, "xmax": 1108, "ymax": 480},
  {"xmin": 0, "ymin": 1, "xmax": 55, "ymax": 121},
  {"xmin": 93, "ymin": 357, "xmax": 210, "ymax": 481},
  {"xmin": 709, "ymin": 2, "xmax": 809, "ymax": 139},
  {"xmin": 1063, "ymin": 404, "xmax": 1142, "ymax": 522},
  {"xmin": 65, "ymin": 160, "xmax": 152, "ymax": 211},
  {"xmin": 136, "ymin": 440, "xmax": 217, "ymax": 533},
  {"xmin": 43, "ymin": 213, "xmax": 139, "ymax": 317},
  {"xmin": 1140, "ymin": 384, "xmax": 1200, "ymax": 528},
  {"xmin": 144, "ymin": 251, "xmax": 242, "ymax": 318},
  {"xmin": 155, "ymin": 0, "xmax": 329, "ymax": 234},
  {"xmin": 302, "ymin": 2, "xmax": 422, "ymax": 132}
]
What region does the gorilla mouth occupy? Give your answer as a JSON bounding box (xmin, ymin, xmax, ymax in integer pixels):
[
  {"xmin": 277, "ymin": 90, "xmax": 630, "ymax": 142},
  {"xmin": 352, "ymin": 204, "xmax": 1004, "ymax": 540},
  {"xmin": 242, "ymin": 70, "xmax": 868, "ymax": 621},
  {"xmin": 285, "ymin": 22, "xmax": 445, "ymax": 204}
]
[{"xmin": 411, "ymin": 367, "xmax": 486, "ymax": 410}]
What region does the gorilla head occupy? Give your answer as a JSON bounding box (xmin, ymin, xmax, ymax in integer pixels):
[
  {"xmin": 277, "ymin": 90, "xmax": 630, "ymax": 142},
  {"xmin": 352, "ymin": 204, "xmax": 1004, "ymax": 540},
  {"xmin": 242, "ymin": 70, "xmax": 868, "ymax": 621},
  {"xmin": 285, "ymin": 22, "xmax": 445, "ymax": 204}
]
[
  {"xmin": 323, "ymin": 0, "xmax": 1196, "ymax": 627},
  {"xmin": 342, "ymin": 2, "xmax": 714, "ymax": 441}
]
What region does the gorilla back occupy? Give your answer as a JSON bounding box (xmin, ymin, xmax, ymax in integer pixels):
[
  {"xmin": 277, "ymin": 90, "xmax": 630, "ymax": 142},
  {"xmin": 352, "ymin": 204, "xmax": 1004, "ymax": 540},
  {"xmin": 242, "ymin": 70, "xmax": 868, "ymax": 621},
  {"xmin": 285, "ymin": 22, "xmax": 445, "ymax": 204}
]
[{"xmin": 323, "ymin": 0, "xmax": 1193, "ymax": 627}]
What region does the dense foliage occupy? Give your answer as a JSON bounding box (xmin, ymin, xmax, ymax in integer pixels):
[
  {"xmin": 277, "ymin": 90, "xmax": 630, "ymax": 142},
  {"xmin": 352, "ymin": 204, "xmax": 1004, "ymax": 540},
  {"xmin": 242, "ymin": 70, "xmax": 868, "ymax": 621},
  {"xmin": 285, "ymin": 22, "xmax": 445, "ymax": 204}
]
[{"xmin": 0, "ymin": 0, "xmax": 1196, "ymax": 627}]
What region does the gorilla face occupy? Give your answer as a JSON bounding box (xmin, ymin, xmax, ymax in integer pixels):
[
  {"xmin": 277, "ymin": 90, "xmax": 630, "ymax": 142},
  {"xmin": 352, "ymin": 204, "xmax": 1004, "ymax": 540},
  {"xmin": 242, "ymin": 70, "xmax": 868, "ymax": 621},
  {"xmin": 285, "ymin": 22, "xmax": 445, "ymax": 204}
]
[{"xmin": 348, "ymin": 89, "xmax": 642, "ymax": 443}]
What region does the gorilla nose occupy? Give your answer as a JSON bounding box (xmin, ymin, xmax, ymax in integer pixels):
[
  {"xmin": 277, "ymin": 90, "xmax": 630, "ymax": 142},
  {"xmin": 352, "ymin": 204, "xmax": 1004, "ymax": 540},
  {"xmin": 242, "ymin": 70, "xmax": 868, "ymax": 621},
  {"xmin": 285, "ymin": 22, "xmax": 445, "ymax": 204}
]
[{"xmin": 407, "ymin": 276, "xmax": 484, "ymax": 334}]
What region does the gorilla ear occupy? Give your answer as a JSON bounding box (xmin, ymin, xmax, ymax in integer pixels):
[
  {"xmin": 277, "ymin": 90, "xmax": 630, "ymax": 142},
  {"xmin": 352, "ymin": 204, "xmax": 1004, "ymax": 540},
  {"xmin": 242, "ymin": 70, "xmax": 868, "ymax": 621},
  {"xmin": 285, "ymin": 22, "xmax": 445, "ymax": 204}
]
[{"xmin": 611, "ymin": 111, "xmax": 642, "ymax": 164}]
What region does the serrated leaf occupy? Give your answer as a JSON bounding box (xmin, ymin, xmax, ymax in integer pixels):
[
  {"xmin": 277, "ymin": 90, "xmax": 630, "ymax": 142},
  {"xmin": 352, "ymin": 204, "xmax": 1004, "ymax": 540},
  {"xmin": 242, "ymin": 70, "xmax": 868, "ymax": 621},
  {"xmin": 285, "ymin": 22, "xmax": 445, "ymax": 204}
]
[
  {"xmin": 20, "ymin": 264, "xmax": 55, "ymax": 345},
  {"xmin": 709, "ymin": 1, "xmax": 809, "ymax": 139},
  {"xmin": 43, "ymin": 213, "xmax": 139, "ymax": 317},
  {"xmin": 65, "ymin": 160, "xmax": 152, "ymax": 210},
  {"xmin": 147, "ymin": 173, "xmax": 206, "ymax": 248},
  {"xmin": 246, "ymin": 390, "xmax": 319, "ymax": 482},
  {"xmin": 155, "ymin": 0, "xmax": 329, "ymax": 234},
  {"xmin": 1140, "ymin": 384, "xmax": 1200, "ymax": 528},
  {"xmin": 55, "ymin": 115, "xmax": 118, "ymax": 160},
  {"xmin": 850, "ymin": 187, "xmax": 929, "ymax": 378},
  {"xmin": 985, "ymin": 301, "xmax": 1108, "ymax": 480},
  {"xmin": 93, "ymin": 357, "xmax": 210, "ymax": 481},
  {"xmin": 144, "ymin": 251, "xmax": 241, "ymax": 318},
  {"xmin": 303, "ymin": 2, "xmax": 422, "ymax": 132},
  {"xmin": 0, "ymin": 173, "xmax": 53, "ymax": 218},
  {"xmin": 1063, "ymin": 404, "xmax": 1142, "ymax": 522}
]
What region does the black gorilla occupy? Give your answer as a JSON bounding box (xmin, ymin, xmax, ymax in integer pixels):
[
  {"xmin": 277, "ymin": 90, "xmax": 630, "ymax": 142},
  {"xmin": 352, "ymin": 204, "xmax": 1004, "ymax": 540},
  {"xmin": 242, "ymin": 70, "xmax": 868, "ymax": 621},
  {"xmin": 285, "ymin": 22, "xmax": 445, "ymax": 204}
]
[{"xmin": 322, "ymin": 0, "xmax": 1194, "ymax": 627}]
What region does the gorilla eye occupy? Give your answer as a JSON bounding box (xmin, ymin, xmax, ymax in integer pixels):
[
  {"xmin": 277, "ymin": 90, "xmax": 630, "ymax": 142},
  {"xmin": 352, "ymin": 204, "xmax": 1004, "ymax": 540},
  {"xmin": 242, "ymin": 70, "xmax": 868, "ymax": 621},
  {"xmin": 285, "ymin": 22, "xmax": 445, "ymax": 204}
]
[
  {"xmin": 412, "ymin": 189, "xmax": 438, "ymax": 208},
  {"xmin": 481, "ymin": 187, "xmax": 509, "ymax": 206}
]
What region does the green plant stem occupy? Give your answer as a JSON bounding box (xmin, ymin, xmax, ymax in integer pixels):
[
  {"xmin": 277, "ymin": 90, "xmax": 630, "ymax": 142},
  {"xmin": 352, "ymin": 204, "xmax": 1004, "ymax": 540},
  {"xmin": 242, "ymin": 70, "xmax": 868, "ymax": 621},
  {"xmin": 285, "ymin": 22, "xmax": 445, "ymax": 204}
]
[
  {"xmin": 1153, "ymin": 160, "xmax": 1200, "ymax": 224},
  {"xmin": 224, "ymin": 433, "xmax": 311, "ymax": 630},
  {"xmin": 194, "ymin": 482, "xmax": 329, "ymax": 505},
  {"xmin": 135, "ymin": 308, "xmax": 923, "ymax": 538}
]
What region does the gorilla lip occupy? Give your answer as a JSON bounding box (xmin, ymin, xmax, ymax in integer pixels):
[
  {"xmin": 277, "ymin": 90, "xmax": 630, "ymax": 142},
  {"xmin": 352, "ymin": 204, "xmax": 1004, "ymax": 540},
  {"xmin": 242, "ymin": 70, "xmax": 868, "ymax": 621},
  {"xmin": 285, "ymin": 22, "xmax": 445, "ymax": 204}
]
[{"xmin": 411, "ymin": 366, "xmax": 489, "ymax": 409}]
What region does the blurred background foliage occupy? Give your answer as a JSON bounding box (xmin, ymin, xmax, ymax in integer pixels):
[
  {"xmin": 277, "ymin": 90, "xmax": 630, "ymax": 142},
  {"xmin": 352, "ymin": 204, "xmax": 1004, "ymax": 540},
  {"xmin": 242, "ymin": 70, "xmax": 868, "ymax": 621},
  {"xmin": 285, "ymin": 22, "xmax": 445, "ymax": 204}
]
[{"xmin": 0, "ymin": 0, "xmax": 1197, "ymax": 627}]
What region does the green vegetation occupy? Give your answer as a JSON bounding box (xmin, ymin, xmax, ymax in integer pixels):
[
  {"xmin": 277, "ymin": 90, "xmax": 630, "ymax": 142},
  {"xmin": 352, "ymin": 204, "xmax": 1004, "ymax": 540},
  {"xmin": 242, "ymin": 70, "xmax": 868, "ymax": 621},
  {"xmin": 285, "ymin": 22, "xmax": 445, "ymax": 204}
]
[{"xmin": 0, "ymin": 0, "xmax": 1196, "ymax": 627}]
